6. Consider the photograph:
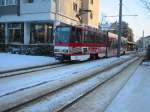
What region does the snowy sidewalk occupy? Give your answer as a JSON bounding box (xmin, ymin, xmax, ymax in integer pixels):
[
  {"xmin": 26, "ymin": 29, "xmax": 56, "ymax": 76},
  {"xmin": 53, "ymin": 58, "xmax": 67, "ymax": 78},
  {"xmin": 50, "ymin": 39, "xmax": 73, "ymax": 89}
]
[
  {"xmin": 105, "ymin": 61, "xmax": 150, "ymax": 112},
  {"xmin": 0, "ymin": 53, "xmax": 58, "ymax": 72}
]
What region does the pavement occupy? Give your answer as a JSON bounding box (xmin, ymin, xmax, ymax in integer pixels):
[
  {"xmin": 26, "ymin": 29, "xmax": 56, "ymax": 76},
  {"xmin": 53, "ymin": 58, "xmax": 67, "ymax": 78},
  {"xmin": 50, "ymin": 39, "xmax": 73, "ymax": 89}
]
[{"xmin": 105, "ymin": 60, "xmax": 150, "ymax": 112}]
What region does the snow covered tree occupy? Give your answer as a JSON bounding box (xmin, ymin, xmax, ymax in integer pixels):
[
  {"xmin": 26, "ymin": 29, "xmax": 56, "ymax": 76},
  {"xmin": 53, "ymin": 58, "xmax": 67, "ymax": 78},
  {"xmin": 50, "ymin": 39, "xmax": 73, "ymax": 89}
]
[{"xmin": 110, "ymin": 21, "xmax": 134, "ymax": 42}]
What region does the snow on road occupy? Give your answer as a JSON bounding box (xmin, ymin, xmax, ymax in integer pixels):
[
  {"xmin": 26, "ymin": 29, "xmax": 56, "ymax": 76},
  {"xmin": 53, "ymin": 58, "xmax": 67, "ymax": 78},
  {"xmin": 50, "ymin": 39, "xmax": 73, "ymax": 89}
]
[
  {"xmin": 105, "ymin": 61, "xmax": 150, "ymax": 112},
  {"xmin": 0, "ymin": 53, "xmax": 58, "ymax": 72}
]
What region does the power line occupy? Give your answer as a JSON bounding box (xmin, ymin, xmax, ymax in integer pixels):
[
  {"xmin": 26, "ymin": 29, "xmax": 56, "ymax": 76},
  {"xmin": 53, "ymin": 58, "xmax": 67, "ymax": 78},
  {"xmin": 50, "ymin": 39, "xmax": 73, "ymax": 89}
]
[{"xmin": 103, "ymin": 15, "xmax": 138, "ymax": 17}]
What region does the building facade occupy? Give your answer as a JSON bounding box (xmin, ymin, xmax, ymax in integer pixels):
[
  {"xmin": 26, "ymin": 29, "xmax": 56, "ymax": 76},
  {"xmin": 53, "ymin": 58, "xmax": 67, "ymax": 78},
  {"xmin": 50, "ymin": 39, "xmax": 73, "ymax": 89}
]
[
  {"xmin": 0, "ymin": 0, "xmax": 99, "ymax": 54},
  {"xmin": 0, "ymin": 0, "xmax": 55, "ymax": 53},
  {"xmin": 58, "ymin": 0, "xmax": 81, "ymax": 25},
  {"xmin": 137, "ymin": 36, "xmax": 150, "ymax": 51},
  {"xmin": 81, "ymin": 0, "xmax": 99, "ymax": 28}
]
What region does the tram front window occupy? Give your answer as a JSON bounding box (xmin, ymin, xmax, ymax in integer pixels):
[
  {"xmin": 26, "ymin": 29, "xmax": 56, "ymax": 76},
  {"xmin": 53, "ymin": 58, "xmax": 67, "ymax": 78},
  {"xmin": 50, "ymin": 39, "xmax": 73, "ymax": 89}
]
[{"xmin": 55, "ymin": 27, "xmax": 71, "ymax": 43}]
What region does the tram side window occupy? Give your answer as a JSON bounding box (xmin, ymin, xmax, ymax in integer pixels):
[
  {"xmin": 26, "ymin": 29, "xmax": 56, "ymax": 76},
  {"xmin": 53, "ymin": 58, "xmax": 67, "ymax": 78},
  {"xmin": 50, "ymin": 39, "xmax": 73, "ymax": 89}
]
[
  {"xmin": 89, "ymin": 31, "xmax": 95, "ymax": 43},
  {"xmin": 86, "ymin": 31, "xmax": 91, "ymax": 43},
  {"xmin": 71, "ymin": 28, "xmax": 81, "ymax": 43},
  {"xmin": 114, "ymin": 39, "xmax": 118, "ymax": 48},
  {"xmin": 110, "ymin": 39, "xmax": 114, "ymax": 48},
  {"xmin": 95, "ymin": 32, "xmax": 101, "ymax": 44},
  {"xmin": 100, "ymin": 34, "xmax": 105, "ymax": 44},
  {"xmin": 86, "ymin": 30, "xmax": 95, "ymax": 43},
  {"xmin": 108, "ymin": 40, "xmax": 111, "ymax": 48},
  {"xmin": 111, "ymin": 39, "xmax": 118, "ymax": 48},
  {"xmin": 83, "ymin": 30, "xmax": 89, "ymax": 43},
  {"xmin": 0, "ymin": 24, "xmax": 5, "ymax": 43},
  {"xmin": 70, "ymin": 28, "xmax": 75, "ymax": 42},
  {"xmin": 76, "ymin": 29, "xmax": 82, "ymax": 43}
]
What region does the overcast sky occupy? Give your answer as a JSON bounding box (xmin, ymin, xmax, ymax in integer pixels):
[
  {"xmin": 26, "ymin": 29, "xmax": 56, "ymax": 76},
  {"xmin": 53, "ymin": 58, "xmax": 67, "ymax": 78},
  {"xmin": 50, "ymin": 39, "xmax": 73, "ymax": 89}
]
[{"xmin": 100, "ymin": 0, "xmax": 150, "ymax": 41}]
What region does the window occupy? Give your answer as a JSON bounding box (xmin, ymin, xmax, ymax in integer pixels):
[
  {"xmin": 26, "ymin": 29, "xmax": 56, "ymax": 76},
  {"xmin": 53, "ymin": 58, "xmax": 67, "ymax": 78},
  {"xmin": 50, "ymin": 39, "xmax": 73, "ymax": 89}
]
[
  {"xmin": 95, "ymin": 32, "xmax": 101, "ymax": 44},
  {"xmin": 90, "ymin": 0, "xmax": 93, "ymax": 4},
  {"xmin": 0, "ymin": 24, "xmax": 5, "ymax": 43},
  {"xmin": 0, "ymin": 0, "xmax": 17, "ymax": 6},
  {"xmin": 90, "ymin": 12, "xmax": 93, "ymax": 19},
  {"xmin": 31, "ymin": 24, "xmax": 53, "ymax": 44},
  {"xmin": 6, "ymin": 0, "xmax": 17, "ymax": 5},
  {"xmin": 27, "ymin": 0, "xmax": 33, "ymax": 3},
  {"xmin": 73, "ymin": 2, "xmax": 78, "ymax": 12},
  {"xmin": 55, "ymin": 27, "xmax": 71, "ymax": 43},
  {"xmin": 0, "ymin": 0, "xmax": 5, "ymax": 6},
  {"xmin": 8, "ymin": 23, "xmax": 24, "ymax": 43},
  {"xmin": 71, "ymin": 28, "xmax": 82, "ymax": 43}
]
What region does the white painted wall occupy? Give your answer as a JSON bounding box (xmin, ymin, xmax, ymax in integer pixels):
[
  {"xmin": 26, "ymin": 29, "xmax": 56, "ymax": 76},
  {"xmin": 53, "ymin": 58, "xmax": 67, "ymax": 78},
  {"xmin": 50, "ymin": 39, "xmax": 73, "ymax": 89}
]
[{"xmin": 0, "ymin": 0, "xmax": 55, "ymax": 22}]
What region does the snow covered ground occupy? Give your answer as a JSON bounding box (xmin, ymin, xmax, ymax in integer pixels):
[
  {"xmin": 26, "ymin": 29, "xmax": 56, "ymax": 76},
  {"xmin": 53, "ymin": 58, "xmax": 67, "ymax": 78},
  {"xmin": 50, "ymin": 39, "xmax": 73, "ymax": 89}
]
[
  {"xmin": 0, "ymin": 53, "xmax": 132, "ymax": 73},
  {"xmin": 0, "ymin": 53, "xmax": 135, "ymax": 111},
  {"xmin": 0, "ymin": 55, "xmax": 131, "ymax": 97},
  {"xmin": 0, "ymin": 53, "xmax": 58, "ymax": 72},
  {"xmin": 105, "ymin": 61, "xmax": 150, "ymax": 112}
]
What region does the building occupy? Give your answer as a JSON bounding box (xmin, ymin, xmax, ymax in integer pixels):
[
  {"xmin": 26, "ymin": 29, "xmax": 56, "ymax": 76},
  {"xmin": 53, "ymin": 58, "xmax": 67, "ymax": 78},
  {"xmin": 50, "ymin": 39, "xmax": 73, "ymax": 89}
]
[
  {"xmin": 0, "ymin": 0, "xmax": 57, "ymax": 54},
  {"xmin": 58, "ymin": 0, "xmax": 81, "ymax": 25},
  {"xmin": 58, "ymin": 0, "xmax": 99, "ymax": 27},
  {"xmin": 137, "ymin": 36, "xmax": 150, "ymax": 51},
  {"xmin": 0, "ymin": 0, "xmax": 99, "ymax": 54},
  {"xmin": 81, "ymin": 0, "xmax": 99, "ymax": 28}
]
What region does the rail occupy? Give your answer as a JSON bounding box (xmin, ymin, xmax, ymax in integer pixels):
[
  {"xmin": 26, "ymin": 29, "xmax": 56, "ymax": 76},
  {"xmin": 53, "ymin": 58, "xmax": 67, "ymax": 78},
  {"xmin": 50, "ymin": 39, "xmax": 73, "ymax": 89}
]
[{"xmin": 0, "ymin": 54, "xmax": 142, "ymax": 112}]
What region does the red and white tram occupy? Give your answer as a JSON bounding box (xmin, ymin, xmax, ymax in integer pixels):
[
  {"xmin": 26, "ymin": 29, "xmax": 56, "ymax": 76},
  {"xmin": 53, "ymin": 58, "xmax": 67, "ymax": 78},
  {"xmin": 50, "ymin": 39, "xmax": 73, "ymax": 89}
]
[{"xmin": 54, "ymin": 25, "xmax": 127, "ymax": 61}]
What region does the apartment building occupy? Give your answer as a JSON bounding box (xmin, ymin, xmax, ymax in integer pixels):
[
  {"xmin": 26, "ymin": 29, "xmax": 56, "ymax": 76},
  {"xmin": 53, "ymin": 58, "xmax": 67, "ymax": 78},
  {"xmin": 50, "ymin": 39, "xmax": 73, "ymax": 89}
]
[
  {"xmin": 81, "ymin": 0, "xmax": 99, "ymax": 28},
  {"xmin": 57, "ymin": 0, "xmax": 81, "ymax": 25},
  {"xmin": 0, "ymin": 0, "xmax": 57, "ymax": 46},
  {"xmin": 137, "ymin": 36, "xmax": 150, "ymax": 51},
  {"xmin": 0, "ymin": 0, "xmax": 99, "ymax": 54}
]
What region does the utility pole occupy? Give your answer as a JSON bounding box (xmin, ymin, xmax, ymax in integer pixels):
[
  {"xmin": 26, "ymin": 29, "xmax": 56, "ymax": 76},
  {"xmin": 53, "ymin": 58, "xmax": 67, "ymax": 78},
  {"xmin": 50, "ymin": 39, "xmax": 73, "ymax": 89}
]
[
  {"xmin": 54, "ymin": 0, "xmax": 60, "ymax": 29},
  {"xmin": 142, "ymin": 30, "xmax": 145, "ymax": 51},
  {"xmin": 53, "ymin": 0, "xmax": 60, "ymax": 45},
  {"xmin": 117, "ymin": 0, "xmax": 123, "ymax": 57}
]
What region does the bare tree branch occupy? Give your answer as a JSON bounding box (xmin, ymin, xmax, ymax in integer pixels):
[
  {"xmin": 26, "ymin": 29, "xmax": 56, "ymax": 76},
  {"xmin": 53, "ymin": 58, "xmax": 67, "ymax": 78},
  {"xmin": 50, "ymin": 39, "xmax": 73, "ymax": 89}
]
[{"xmin": 140, "ymin": 0, "xmax": 150, "ymax": 11}]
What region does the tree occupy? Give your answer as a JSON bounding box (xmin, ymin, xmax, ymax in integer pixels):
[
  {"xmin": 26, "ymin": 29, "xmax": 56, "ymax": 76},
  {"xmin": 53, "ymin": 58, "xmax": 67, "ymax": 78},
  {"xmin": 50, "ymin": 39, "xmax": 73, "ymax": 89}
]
[
  {"xmin": 140, "ymin": 0, "xmax": 150, "ymax": 11},
  {"xmin": 109, "ymin": 21, "xmax": 134, "ymax": 42}
]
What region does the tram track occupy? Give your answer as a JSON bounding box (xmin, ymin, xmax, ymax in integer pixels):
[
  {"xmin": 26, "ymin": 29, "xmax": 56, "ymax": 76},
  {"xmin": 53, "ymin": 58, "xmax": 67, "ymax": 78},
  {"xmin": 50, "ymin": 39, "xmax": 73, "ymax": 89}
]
[
  {"xmin": 10, "ymin": 56, "xmax": 141, "ymax": 112},
  {"xmin": 62, "ymin": 56, "xmax": 143, "ymax": 112},
  {"xmin": 0, "ymin": 63, "xmax": 67, "ymax": 78},
  {"xmin": 0, "ymin": 53, "xmax": 136, "ymax": 79},
  {"xmin": 0, "ymin": 54, "xmax": 141, "ymax": 112}
]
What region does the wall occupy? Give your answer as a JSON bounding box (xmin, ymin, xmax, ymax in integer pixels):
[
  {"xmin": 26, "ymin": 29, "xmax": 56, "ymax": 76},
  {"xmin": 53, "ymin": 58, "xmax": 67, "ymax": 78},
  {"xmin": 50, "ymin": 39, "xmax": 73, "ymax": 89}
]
[
  {"xmin": 59, "ymin": 0, "xmax": 81, "ymax": 25},
  {"xmin": 81, "ymin": 0, "xmax": 99, "ymax": 28},
  {"xmin": 0, "ymin": 5, "xmax": 18, "ymax": 15},
  {"xmin": 0, "ymin": 0, "xmax": 53, "ymax": 22}
]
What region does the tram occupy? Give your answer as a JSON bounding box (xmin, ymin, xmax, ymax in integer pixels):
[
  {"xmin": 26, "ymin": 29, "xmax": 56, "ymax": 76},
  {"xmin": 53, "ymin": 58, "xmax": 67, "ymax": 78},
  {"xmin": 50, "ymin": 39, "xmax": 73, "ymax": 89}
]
[{"xmin": 54, "ymin": 25, "xmax": 127, "ymax": 61}]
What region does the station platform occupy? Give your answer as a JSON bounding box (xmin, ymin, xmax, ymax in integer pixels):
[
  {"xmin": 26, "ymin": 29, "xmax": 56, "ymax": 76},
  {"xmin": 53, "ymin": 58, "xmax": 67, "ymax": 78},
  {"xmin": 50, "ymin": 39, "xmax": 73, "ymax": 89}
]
[{"xmin": 105, "ymin": 61, "xmax": 150, "ymax": 112}]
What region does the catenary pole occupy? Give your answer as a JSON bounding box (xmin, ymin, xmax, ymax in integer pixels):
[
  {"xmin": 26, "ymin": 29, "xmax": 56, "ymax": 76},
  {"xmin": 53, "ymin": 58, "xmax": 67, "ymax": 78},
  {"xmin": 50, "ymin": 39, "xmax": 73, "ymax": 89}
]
[{"xmin": 117, "ymin": 0, "xmax": 123, "ymax": 57}]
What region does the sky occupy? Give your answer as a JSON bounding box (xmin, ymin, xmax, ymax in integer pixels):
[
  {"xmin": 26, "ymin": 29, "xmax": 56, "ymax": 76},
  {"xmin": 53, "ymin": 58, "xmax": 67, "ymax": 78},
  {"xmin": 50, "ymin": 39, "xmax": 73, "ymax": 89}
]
[{"xmin": 100, "ymin": 0, "xmax": 150, "ymax": 41}]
